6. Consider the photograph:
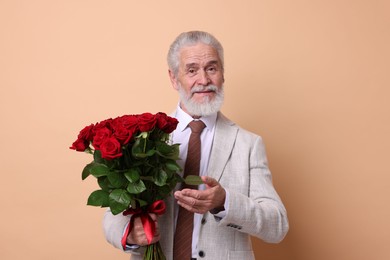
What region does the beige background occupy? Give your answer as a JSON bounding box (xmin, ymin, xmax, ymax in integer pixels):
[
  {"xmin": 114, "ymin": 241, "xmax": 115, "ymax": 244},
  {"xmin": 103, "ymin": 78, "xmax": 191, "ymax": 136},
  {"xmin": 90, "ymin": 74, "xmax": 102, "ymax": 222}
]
[{"xmin": 1, "ymin": 1, "xmax": 389, "ymax": 259}]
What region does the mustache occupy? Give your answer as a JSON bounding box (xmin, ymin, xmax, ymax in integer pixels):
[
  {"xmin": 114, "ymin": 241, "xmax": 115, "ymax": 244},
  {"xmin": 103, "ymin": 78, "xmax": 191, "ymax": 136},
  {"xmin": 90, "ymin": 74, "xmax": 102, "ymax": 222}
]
[{"xmin": 190, "ymin": 85, "xmax": 218, "ymax": 94}]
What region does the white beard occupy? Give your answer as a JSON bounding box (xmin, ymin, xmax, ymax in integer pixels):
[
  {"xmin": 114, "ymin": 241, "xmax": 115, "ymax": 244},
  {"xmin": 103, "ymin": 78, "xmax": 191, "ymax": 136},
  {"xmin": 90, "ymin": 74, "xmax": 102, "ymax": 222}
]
[{"xmin": 178, "ymin": 84, "xmax": 224, "ymax": 117}]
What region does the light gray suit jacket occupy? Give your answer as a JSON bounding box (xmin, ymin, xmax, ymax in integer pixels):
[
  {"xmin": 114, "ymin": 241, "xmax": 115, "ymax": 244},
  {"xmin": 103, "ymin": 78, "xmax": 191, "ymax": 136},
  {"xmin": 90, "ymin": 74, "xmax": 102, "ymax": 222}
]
[{"xmin": 103, "ymin": 112, "xmax": 289, "ymax": 260}]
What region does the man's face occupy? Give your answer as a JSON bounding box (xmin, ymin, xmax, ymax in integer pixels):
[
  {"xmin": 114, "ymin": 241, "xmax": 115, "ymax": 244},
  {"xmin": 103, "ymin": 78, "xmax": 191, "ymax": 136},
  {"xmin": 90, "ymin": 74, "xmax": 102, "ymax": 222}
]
[{"xmin": 169, "ymin": 43, "xmax": 225, "ymax": 117}]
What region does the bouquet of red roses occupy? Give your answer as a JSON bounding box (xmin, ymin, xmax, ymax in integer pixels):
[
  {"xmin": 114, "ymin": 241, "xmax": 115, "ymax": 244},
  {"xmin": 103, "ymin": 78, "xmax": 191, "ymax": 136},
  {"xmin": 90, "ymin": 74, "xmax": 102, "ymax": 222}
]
[{"xmin": 70, "ymin": 112, "xmax": 201, "ymax": 260}]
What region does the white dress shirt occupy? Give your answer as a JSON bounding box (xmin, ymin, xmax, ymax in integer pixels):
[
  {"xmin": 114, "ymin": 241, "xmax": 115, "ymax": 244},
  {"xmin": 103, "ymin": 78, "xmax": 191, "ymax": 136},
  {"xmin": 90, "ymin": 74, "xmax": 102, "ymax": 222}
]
[{"xmin": 171, "ymin": 105, "xmax": 228, "ymax": 258}]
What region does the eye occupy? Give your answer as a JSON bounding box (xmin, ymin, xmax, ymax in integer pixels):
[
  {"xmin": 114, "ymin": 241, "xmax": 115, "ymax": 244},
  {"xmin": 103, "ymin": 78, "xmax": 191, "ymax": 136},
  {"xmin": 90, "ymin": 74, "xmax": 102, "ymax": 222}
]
[
  {"xmin": 187, "ymin": 67, "xmax": 198, "ymax": 75},
  {"xmin": 207, "ymin": 66, "xmax": 217, "ymax": 74}
]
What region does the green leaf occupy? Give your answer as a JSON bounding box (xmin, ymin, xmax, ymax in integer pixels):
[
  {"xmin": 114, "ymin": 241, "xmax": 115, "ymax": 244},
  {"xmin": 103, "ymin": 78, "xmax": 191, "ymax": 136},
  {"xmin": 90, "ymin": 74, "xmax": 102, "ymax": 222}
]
[
  {"xmin": 165, "ymin": 160, "xmax": 181, "ymax": 172},
  {"xmin": 127, "ymin": 180, "xmax": 146, "ymax": 194},
  {"xmin": 81, "ymin": 162, "xmax": 94, "ymax": 180},
  {"xmin": 154, "ymin": 169, "xmax": 168, "ymax": 186},
  {"xmin": 156, "ymin": 142, "xmax": 180, "ymax": 159},
  {"xmin": 172, "ymin": 173, "xmax": 184, "ymax": 187},
  {"xmin": 109, "ymin": 189, "xmax": 131, "ymax": 215},
  {"xmin": 129, "ymin": 198, "xmax": 148, "ymax": 209},
  {"xmin": 90, "ymin": 163, "xmax": 110, "ymax": 178},
  {"xmin": 124, "ymin": 169, "xmax": 140, "ymax": 183},
  {"xmin": 156, "ymin": 141, "xmax": 171, "ymax": 154},
  {"xmin": 97, "ymin": 176, "xmax": 113, "ymax": 191},
  {"xmin": 133, "ymin": 149, "xmax": 156, "ymax": 158},
  {"xmin": 135, "ymin": 198, "xmax": 148, "ymax": 207},
  {"xmin": 184, "ymin": 175, "xmax": 204, "ymax": 185},
  {"xmin": 131, "ymin": 137, "xmax": 157, "ymax": 158},
  {"xmin": 93, "ymin": 149, "xmax": 104, "ymax": 163},
  {"xmin": 157, "ymin": 185, "xmax": 172, "ymax": 198},
  {"xmin": 107, "ymin": 171, "xmax": 128, "ymax": 188},
  {"xmin": 87, "ymin": 190, "xmax": 109, "ymax": 207},
  {"xmin": 146, "ymin": 149, "xmax": 156, "ymax": 156}
]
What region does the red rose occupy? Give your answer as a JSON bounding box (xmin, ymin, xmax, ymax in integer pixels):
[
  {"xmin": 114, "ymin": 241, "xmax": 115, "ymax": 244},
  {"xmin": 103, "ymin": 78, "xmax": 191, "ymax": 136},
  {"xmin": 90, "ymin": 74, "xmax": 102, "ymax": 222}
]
[
  {"xmin": 164, "ymin": 116, "xmax": 178, "ymax": 133},
  {"xmin": 138, "ymin": 113, "xmax": 156, "ymax": 132},
  {"xmin": 156, "ymin": 113, "xmax": 178, "ymax": 133},
  {"xmin": 93, "ymin": 118, "xmax": 114, "ymax": 133},
  {"xmin": 78, "ymin": 124, "xmax": 95, "ymax": 141},
  {"xmin": 70, "ymin": 138, "xmax": 89, "ymax": 151},
  {"xmin": 112, "ymin": 124, "xmax": 133, "ymax": 145},
  {"xmin": 156, "ymin": 113, "xmax": 169, "ymax": 129},
  {"xmin": 100, "ymin": 137, "xmax": 123, "ymax": 160},
  {"xmin": 92, "ymin": 127, "xmax": 112, "ymax": 150},
  {"xmin": 117, "ymin": 115, "xmax": 138, "ymax": 131},
  {"xmin": 112, "ymin": 115, "xmax": 138, "ymax": 144},
  {"xmin": 166, "ymin": 116, "xmax": 179, "ymax": 133},
  {"xmin": 70, "ymin": 124, "xmax": 95, "ymax": 151}
]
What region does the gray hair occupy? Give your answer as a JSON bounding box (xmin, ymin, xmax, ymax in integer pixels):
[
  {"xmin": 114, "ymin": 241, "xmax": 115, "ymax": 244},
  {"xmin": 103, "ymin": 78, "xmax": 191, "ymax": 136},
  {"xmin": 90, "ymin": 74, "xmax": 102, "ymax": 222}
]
[{"xmin": 167, "ymin": 31, "xmax": 224, "ymax": 76}]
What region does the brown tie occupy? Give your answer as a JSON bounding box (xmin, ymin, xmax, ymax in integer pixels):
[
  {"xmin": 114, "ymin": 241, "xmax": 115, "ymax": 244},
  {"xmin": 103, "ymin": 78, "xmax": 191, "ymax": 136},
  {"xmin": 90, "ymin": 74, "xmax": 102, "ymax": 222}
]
[{"xmin": 173, "ymin": 120, "xmax": 206, "ymax": 260}]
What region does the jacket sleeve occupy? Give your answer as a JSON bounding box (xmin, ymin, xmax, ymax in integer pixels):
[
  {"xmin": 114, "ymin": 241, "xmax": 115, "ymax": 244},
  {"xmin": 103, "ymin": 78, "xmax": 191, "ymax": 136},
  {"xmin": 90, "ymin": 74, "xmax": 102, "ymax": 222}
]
[
  {"xmin": 217, "ymin": 135, "xmax": 289, "ymax": 243},
  {"xmin": 102, "ymin": 209, "xmax": 143, "ymax": 255}
]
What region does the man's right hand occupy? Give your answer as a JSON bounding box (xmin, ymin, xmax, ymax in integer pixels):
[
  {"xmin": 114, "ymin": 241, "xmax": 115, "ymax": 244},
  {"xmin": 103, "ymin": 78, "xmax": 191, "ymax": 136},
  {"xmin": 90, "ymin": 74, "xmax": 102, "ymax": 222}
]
[{"xmin": 126, "ymin": 213, "xmax": 161, "ymax": 246}]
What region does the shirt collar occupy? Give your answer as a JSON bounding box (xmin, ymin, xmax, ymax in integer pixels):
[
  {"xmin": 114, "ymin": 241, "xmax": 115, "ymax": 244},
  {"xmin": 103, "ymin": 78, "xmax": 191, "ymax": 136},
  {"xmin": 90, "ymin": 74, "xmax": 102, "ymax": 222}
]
[{"xmin": 175, "ymin": 104, "xmax": 217, "ymax": 132}]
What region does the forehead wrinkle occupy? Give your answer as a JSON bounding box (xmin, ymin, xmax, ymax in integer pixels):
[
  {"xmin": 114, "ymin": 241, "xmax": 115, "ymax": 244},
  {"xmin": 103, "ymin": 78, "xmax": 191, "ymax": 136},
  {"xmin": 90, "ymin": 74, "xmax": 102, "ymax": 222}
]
[
  {"xmin": 179, "ymin": 44, "xmax": 220, "ymax": 67},
  {"xmin": 184, "ymin": 60, "xmax": 220, "ymax": 69},
  {"xmin": 185, "ymin": 62, "xmax": 198, "ymax": 68}
]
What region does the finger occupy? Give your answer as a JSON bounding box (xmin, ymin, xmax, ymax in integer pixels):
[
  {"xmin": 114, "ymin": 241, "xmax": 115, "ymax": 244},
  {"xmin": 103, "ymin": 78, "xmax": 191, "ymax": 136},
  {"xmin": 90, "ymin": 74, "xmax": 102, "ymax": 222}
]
[
  {"xmin": 154, "ymin": 226, "xmax": 160, "ymax": 237},
  {"xmin": 180, "ymin": 189, "xmax": 211, "ymax": 208},
  {"xmin": 178, "ymin": 193, "xmax": 198, "ymax": 207},
  {"xmin": 149, "ymin": 213, "xmax": 158, "ymax": 222},
  {"xmin": 131, "ymin": 217, "xmax": 160, "ymax": 246},
  {"xmin": 132, "ymin": 217, "xmax": 144, "ymax": 232},
  {"xmin": 180, "ymin": 188, "xmax": 202, "ymax": 199},
  {"xmin": 174, "ymin": 190, "xmax": 195, "ymax": 202},
  {"xmin": 177, "ymin": 191, "xmax": 213, "ymax": 211},
  {"xmin": 175, "ymin": 192, "xmax": 201, "ymax": 208},
  {"xmin": 177, "ymin": 199, "xmax": 202, "ymax": 213}
]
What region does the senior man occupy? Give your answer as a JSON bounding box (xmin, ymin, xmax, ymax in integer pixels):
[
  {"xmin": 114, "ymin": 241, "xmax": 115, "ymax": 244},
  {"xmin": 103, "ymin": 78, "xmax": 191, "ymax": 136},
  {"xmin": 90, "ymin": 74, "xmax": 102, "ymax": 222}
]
[{"xmin": 103, "ymin": 31, "xmax": 289, "ymax": 260}]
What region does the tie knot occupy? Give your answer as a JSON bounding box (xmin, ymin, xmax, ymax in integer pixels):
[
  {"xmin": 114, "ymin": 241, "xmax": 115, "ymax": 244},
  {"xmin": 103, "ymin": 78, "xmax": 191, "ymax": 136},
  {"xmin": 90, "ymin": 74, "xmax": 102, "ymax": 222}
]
[{"xmin": 188, "ymin": 120, "xmax": 206, "ymax": 134}]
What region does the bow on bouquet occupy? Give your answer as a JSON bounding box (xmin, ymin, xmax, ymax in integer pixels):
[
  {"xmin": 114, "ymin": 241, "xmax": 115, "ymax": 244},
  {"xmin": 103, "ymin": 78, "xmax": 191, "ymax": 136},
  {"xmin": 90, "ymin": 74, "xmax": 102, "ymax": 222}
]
[{"xmin": 70, "ymin": 112, "xmax": 202, "ymax": 260}]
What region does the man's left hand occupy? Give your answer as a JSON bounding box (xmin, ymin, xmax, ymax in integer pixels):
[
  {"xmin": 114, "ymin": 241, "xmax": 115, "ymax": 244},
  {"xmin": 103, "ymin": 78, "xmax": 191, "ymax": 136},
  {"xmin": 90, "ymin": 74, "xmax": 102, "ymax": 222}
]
[{"xmin": 174, "ymin": 176, "xmax": 226, "ymax": 214}]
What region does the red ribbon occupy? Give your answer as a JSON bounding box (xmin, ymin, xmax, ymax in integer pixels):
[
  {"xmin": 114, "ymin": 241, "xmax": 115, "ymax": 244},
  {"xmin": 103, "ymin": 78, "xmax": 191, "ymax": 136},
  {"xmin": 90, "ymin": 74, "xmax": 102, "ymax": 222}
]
[{"xmin": 121, "ymin": 200, "xmax": 166, "ymax": 249}]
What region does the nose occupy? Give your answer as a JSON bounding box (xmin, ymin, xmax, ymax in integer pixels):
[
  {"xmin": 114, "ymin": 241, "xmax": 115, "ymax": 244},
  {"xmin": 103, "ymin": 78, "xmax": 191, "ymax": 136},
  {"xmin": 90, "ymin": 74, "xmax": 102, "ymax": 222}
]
[{"xmin": 197, "ymin": 70, "xmax": 210, "ymax": 86}]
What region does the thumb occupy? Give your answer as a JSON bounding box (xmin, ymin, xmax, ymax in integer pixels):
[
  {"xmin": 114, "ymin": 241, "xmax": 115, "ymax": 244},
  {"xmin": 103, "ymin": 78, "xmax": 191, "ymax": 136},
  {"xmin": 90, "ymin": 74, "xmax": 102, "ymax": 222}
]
[{"xmin": 201, "ymin": 176, "xmax": 219, "ymax": 188}]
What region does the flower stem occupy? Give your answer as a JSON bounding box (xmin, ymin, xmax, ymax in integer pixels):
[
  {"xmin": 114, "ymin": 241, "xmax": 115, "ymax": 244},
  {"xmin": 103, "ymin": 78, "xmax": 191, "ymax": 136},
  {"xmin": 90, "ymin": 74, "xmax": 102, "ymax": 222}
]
[{"xmin": 143, "ymin": 242, "xmax": 166, "ymax": 260}]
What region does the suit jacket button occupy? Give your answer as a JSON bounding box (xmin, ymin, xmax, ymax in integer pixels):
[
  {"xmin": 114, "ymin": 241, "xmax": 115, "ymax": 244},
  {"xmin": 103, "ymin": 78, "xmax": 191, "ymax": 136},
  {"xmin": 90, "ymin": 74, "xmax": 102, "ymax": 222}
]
[{"xmin": 199, "ymin": 250, "xmax": 205, "ymax": 258}]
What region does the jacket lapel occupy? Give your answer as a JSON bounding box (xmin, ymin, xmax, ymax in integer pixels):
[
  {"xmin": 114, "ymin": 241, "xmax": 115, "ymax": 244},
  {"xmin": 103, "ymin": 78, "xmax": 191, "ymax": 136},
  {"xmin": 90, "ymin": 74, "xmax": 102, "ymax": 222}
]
[{"xmin": 207, "ymin": 112, "xmax": 238, "ymax": 181}]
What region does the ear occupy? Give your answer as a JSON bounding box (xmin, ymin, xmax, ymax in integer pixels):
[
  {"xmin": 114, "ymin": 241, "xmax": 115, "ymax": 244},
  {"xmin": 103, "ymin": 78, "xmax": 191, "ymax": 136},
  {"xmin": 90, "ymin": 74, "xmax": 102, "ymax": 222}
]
[{"xmin": 168, "ymin": 69, "xmax": 179, "ymax": 91}]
